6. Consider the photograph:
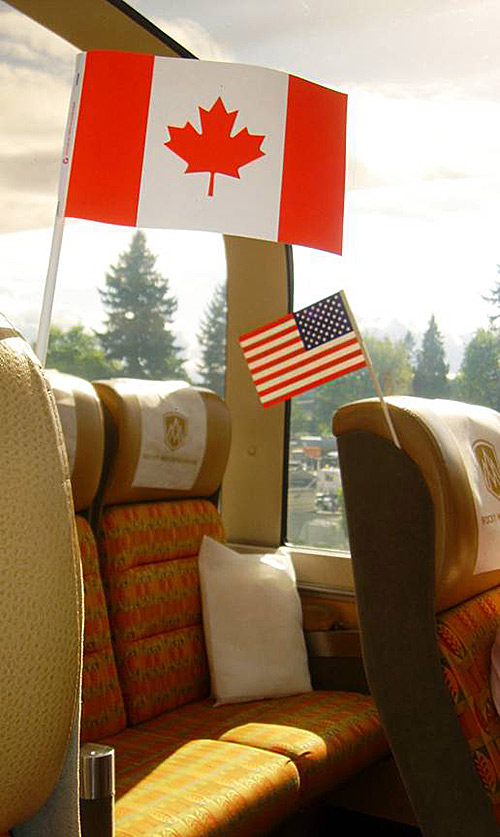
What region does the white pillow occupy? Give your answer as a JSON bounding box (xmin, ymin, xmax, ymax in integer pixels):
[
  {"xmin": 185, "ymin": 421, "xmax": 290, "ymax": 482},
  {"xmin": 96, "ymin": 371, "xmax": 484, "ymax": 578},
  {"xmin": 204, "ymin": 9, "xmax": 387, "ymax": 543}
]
[{"xmin": 199, "ymin": 536, "xmax": 312, "ymax": 705}]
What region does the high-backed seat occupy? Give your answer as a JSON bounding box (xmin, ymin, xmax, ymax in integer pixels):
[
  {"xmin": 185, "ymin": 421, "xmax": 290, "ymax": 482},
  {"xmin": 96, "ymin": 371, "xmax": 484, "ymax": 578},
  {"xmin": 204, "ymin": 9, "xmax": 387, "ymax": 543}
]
[
  {"xmin": 93, "ymin": 379, "xmax": 231, "ymax": 725},
  {"xmin": 333, "ymin": 395, "xmax": 500, "ymax": 836},
  {"xmin": 47, "ymin": 370, "xmax": 127, "ymax": 744},
  {"xmin": 88, "ymin": 378, "xmax": 389, "ymax": 836},
  {"xmin": 0, "ymin": 325, "xmax": 82, "ymax": 836}
]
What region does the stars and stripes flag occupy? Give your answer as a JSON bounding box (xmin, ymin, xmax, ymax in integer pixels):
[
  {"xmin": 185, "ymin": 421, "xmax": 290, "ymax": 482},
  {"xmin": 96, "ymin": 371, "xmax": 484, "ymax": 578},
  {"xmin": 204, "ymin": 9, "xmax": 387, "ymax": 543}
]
[{"xmin": 239, "ymin": 291, "xmax": 368, "ymax": 407}]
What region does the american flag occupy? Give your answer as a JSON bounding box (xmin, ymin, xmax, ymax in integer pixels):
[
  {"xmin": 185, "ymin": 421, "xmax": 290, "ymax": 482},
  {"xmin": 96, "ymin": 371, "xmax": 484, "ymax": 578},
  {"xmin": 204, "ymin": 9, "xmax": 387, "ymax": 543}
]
[{"xmin": 239, "ymin": 291, "xmax": 367, "ymax": 407}]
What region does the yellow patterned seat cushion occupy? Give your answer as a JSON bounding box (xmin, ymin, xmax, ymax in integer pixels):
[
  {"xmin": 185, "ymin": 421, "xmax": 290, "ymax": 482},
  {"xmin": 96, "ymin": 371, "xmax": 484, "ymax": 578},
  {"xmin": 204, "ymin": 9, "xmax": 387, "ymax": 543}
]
[
  {"xmin": 437, "ymin": 587, "xmax": 500, "ymax": 823},
  {"xmin": 99, "ymin": 690, "xmax": 388, "ymax": 814},
  {"xmin": 102, "ymin": 736, "xmax": 300, "ymax": 837},
  {"xmin": 78, "ymin": 515, "xmax": 127, "ymax": 742},
  {"xmin": 94, "ymin": 497, "xmax": 389, "ymax": 830},
  {"xmin": 99, "ymin": 499, "xmax": 225, "ymax": 725}
]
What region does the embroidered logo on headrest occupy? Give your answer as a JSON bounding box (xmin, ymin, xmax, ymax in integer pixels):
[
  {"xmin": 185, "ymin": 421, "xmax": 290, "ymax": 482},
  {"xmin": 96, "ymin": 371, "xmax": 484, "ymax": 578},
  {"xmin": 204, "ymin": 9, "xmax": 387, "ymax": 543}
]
[
  {"xmin": 163, "ymin": 412, "xmax": 188, "ymax": 451},
  {"xmin": 473, "ymin": 440, "xmax": 500, "ymax": 501}
]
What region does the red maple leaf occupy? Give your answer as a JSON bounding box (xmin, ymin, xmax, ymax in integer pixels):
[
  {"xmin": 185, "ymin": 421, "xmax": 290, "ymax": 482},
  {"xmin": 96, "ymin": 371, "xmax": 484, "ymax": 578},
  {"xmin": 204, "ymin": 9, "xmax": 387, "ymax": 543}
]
[{"xmin": 165, "ymin": 97, "xmax": 265, "ymax": 197}]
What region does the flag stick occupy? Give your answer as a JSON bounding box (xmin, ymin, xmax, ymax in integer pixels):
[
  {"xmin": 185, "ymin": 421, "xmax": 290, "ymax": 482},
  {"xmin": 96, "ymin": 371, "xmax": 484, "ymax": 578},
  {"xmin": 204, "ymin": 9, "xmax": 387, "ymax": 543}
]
[
  {"xmin": 35, "ymin": 53, "xmax": 85, "ymax": 365},
  {"xmin": 340, "ymin": 290, "xmax": 401, "ymax": 449},
  {"xmin": 35, "ymin": 210, "xmax": 65, "ymax": 364}
]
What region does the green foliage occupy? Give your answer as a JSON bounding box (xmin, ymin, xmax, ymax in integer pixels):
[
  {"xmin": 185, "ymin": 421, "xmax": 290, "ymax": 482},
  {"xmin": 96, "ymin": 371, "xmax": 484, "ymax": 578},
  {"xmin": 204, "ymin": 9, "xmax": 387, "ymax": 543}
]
[
  {"xmin": 309, "ymin": 334, "xmax": 414, "ymax": 435},
  {"xmin": 46, "ymin": 325, "xmax": 120, "ymax": 380},
  {"xmin": 483, "ymin": 266, "xmax": 500, "ymax": 327},
  {"xmin": 412, "ymin": 314, "xmax": 449, "ymax": 397},
  {"xmin": 196, "ymin": 282, "xmax": 227, "ymax": 397},
  {"xmin": 290, "ymin": 399, "xmax": 312, "ymax": 437},
  {"xmin": 98, "ymin": 231, "xmax": 186, "ymax": 380},
  {"xmin": 454, "ymin": 328, "xmax": 500, "ymax": 410},
  {"xmin": 403, "ymin": 329, "xmax": 417, "ymax": 366}
]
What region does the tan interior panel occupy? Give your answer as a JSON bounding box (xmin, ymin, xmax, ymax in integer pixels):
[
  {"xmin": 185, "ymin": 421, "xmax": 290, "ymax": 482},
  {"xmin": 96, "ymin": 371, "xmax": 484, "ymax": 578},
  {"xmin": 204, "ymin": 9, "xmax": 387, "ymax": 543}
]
[
  {"xmin": 5, "ymin": 0, "xmax": 186, "ymax": 56},
  {"xmin": 222, "ymin": 236, "xmax": 290, "ymax": 546}
]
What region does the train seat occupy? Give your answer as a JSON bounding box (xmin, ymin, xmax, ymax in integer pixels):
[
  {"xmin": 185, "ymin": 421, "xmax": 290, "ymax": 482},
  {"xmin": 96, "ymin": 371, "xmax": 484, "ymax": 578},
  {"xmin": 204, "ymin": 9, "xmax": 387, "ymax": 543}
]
[
  {"xmin": 47, "ymin": 370, "xmax": 127, "ymax": 743},
  {"xmin": 88, "ymin": 378, "xmax": 389, "ymax": 835},
  {"xmin": 0, "ymin": 326, "xmax": 82, "ymax": 836},
  {"xmin": 333, "ymin": 395, "xmax": 500, "ymax": 837}
]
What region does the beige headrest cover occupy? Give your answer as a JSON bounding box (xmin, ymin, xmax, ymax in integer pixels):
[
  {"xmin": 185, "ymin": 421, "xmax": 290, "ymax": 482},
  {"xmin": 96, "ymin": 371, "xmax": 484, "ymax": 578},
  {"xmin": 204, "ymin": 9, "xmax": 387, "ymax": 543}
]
[
  {"xmin": 0, "ymin": 322, "xmax": 82, "ymax": 831},
  {"xmin": 333, "ymin": 396, "xmax": 500, "ymax": 612},
  {"xmin": 46, "ymin": 370, "xmax": 105, "ymax": 512},
  {"xmin": 94, "ymin": 379, "xmax": 231, "ymax": 506}
]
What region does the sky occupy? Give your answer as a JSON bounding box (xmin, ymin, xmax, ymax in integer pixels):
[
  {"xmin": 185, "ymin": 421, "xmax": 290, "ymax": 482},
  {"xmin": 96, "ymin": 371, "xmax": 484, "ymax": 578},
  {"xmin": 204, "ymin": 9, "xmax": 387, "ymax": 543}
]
[{"xmin": 1, "ymin": 0, "xmax": 499, "ymax": 374}]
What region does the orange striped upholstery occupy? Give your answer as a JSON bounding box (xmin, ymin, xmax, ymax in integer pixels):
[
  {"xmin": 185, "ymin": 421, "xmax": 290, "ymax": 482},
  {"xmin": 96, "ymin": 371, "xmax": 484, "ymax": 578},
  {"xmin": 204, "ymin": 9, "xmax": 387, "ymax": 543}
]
[
  {"xmin": 107, "ymin": 738, "xmax": 300, "ymax": 837},
  {"xmin": 219, "ymin": 694, "xmax": 386, "ymax": 803},
  {"xmin": 98, "ymin": 499, "xmax": 225, "ymax": 725},
  {"xmin": 97, "ymin": 691, "xmax": 386, "ymax": 833},
  {"xmin": 85, "ymin": 464, "xmax": 390, "ymax": 831},
  {"xmin": 78, "ymin": 515, "xmax": 127, "ymax": 742},
  {"xmin": 100, "ymin": 690, "xmax": 387, "ymax": 809},
  {"xmin": 437, "ymin": 587, "xmax": 500, "ymax": 823}
]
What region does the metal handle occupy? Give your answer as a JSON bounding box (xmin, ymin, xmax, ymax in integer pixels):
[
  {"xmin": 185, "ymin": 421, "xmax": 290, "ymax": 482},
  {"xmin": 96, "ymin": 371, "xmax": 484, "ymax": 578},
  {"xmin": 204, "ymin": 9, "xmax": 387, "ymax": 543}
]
[{"xmin": 80, "ymin": 743, "xmax": 115, "ymax": 800}]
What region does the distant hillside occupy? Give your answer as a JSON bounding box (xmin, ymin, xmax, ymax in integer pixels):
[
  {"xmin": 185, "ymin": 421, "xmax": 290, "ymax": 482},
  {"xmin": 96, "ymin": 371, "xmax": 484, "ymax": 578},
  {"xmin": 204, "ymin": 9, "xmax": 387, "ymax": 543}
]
[{"xmin": 360, "ymin": 318, "xmax": 471, "ymax": 376}]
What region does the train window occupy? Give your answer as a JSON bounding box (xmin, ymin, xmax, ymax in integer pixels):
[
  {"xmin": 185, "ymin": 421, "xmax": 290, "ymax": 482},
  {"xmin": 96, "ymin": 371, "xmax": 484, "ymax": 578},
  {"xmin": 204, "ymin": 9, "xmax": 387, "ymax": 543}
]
[
  {"xmin": 278, "ymin": 1, "xmax": 500, "ymax": 553},
  {"xmin": 3, "ymin": 1, "xmax": 499, "ymax": 566},
  {"xmin": 122, "ymin": 1, "xmax": 499, "ymax": 556}
]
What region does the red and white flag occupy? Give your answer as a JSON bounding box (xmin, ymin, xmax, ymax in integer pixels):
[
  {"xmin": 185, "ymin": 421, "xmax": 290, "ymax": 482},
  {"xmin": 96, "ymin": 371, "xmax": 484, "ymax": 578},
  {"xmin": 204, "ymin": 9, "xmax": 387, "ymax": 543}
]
[
  {"xmin": 62, "ymin": 51, "xmax": 347, "ymax": 254},
  {"xmin": 239, "ymin": 291, "xmax": 367, "ymax": 406}
]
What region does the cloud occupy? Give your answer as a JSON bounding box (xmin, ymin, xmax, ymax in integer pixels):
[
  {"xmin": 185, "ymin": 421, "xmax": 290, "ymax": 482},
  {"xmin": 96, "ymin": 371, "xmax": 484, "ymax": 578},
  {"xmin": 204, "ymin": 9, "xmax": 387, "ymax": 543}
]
[
  {"xmin": 0, "ymin": 7, "xmax": 235, "ymax": 232},
  {"xmin": 0, "ymin": 8, "xmax": 75, "ymax": 68},
  {"xmin": 151, "ymin": 16, "xmax": 234, "ymax": 62},
  {"xmin": 345, "ymin": 87, "xmax": 500, "ymax": 192},
  {"xmin": 1, "ymin": 149, "xmax": 59, "ymax": 193},
  {"xmin": 1, "ymin": 189, "xmax": 56, "ymax": 233},
  {"xmin": 1, "ymin": 0, "xmax": 499, "ymax": 238},
  {"xmin": 0, "ymin": 62, "xmax": 68, "ymax": 230},
  {"xmin": 0, "ymin": 63, "xmax": 71, "ymax": 153},
  {"xmin": 228, "ymin": 0, "xmax": 500, "ymax": 97},
  {"xmin": 0, "ymin": 6, "xmax": 76, "ymax": 230}
]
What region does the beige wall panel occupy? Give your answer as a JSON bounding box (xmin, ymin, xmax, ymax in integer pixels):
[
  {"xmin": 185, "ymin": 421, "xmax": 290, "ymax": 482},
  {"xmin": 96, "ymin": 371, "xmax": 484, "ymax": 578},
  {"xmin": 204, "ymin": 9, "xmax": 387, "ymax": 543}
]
[{"xmin": 222, "ymin": 236, "xmax": 290, "ymax": 546}]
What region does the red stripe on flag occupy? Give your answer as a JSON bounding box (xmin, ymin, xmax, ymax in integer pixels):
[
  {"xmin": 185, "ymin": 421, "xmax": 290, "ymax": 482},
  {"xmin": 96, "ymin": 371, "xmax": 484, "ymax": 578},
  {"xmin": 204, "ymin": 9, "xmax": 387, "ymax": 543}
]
[
  {"xmin": 239, "ymin": 313, "xmax": 294, "ymax": 343},
  {"xmin": 258, "ymin": 348, "xmax": 365, "ymax": 394},
  {"xmin": 278, "ymin": 75, "xmax": 347, "ymax": 255},
  {"xmin": 261, "ymin": 360, "xmax": 367, "ymax": 406},
  {"xmin": 249, "ymin": 344, "xmax": 305, "ymax": 373},
  {"xmin": 245, "ymin": 334, "xmax": 302, "ymax": 365},
  {"xmin": 65, "ymin": 51, "xmax": 154, "ymax": 226},
  {"xmin": 241, "ymin": 324, "xmax": 298, "ymax": 355},
  {"xmin": 255, "ymin": 341, "xmax": 362, "ymax": 386}
]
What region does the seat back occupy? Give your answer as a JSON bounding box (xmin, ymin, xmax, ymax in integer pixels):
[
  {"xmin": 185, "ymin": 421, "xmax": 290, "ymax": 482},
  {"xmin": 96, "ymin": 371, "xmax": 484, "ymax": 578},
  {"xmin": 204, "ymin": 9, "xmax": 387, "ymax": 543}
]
[
  {"xmin": 47, "ymin": 370, "xmax": 127, "ymax": 743},
  {"xmin": 333, "ymin": 396, "xmax": 500, "ymax": 836},
  {"xmin": 93, "ymin": 379, "xmax": 231, "ymax": 725},
  {"xmin": 0, "ymin": 322, "xmax": 82, "ymax": 834}
]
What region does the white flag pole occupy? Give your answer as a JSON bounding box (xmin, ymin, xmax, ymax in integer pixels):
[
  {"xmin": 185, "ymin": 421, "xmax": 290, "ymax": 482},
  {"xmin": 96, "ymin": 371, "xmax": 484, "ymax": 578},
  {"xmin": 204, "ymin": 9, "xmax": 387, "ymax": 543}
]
[
  {"xmin": 340, "ymin": 290, "xmax": 401, "ymax": 449},
  {"xmin": 35, "ymin": 53, "xmax": 86, "ymax": 365}
]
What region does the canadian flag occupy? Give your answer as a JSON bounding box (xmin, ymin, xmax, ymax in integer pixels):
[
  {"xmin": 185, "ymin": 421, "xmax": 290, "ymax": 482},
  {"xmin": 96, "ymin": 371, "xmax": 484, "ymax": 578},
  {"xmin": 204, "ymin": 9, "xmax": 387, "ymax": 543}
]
[{"xmin": 63, "ymin": 51, "xmax": 347, "ymax": 254}]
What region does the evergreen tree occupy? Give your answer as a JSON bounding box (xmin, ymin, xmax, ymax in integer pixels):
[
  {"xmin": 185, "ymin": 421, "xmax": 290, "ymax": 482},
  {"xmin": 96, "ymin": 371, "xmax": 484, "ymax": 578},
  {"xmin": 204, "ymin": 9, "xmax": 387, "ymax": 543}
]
[
  {"xmin": 196, "ymin": 282, "xmax": 227, "ymax": 397},
  {"xmin": 98, "ymin": 231, "xmax": 186, "ymax": 379},
  {"xmin": 310, "ymin": 335, "xmax": 414, "ymax": 435},
  {"xmin": 413, "ymin": 315, "xmax": 449, "ymax": 398},
  {"xmin": 46, "ymin": 325, "xmax": 121, "ymax": 380},
  {"xmin": 483, "ymin": 265, "xmax": 500, "ymax": 326},
  {"xmin": 403, "ymin": 329, "xmax": 417, "ymax": 368},
  {"xmin": 455, "ymin": 328, "xmax": 500, "ymax": 411}
]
